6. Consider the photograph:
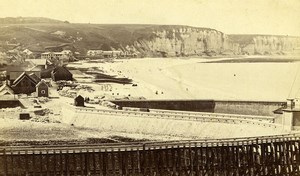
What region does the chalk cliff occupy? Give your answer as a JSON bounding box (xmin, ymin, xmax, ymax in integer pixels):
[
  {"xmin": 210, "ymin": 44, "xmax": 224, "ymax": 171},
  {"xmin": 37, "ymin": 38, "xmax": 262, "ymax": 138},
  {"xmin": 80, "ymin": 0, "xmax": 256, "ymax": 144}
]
[
  {"xmin": 229, "ymin": 35, "xmax": 300, "ymax": 55},
  {"xmin": 133, "ymin": 27, "xmax": 229, "ymax": 56},
  {"xmin": 123, "ymin": 27, "xmax": 300, "ymax": 56},
  {"xmin": 0, "ymin": 17, "xmax": 299, "ymax": 57}
]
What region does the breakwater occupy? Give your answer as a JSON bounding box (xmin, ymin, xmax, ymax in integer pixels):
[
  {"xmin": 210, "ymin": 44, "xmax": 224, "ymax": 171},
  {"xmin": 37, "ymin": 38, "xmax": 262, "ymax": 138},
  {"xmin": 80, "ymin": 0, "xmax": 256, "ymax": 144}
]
[
  {"xmin": 60, "ymin": 105, "xmax": 282, "ymax": 139},
  {"xmin": 111, "ymin": 99, "xmax": 286, "ymax": 116}
]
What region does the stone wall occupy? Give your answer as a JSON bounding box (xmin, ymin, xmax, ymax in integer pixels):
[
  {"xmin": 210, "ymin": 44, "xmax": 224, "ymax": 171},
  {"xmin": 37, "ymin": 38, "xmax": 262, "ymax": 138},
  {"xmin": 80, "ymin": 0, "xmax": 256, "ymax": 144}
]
[{"xmin": 111, "ymin": 100, "xmax": 286, "ymax": 116}]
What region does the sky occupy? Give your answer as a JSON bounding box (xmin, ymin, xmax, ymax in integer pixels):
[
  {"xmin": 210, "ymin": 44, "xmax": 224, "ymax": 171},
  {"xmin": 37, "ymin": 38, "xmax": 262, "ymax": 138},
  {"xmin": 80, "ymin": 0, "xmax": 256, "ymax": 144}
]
[{"xmin": 0, "ymin": 0, "xmax": 299, "ymax": 36}]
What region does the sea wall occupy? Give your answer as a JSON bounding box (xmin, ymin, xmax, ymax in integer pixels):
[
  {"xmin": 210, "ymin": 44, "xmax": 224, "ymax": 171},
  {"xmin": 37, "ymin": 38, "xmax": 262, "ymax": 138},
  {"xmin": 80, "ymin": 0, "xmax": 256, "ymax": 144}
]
[
  {"xmin": 60, "ymin": 105, "xmax": 282, "ymax": 139},
  {"xmin": 214, "ymin": 100, "xmax": 285, "ymax": 116},
  {"xmin": 111, "ymin": 100, "xmax": 286, "ymax": 116},
  {"xmin": 112, "ymin": 100, "xmax": 216, "ymax": 113}
]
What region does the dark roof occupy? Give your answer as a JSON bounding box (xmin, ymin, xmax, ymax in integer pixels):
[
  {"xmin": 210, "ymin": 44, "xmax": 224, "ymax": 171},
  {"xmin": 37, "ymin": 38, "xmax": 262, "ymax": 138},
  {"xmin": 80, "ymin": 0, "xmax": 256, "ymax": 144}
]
[
  {"xmin": 36, "ymin": 79, "xmax": 48, "ymax": 88},
  {"xmin": 52, "ymin": 66, "xmax": 72, "ymax": 75},
  {"xmin": 75, "ymin": 95, "xmax": 84, "ymax": 100},
  {"xmin": 12, "ymin": 72, "xmax": 37, "ymax": 86},
  {"xmin": 29, "ymin": 73, "xmax": 41, "ymax": 83}
]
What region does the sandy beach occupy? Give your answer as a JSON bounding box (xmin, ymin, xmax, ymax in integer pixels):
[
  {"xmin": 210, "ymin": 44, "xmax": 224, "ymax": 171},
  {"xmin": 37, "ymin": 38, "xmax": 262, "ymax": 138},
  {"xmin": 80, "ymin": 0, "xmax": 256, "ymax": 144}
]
[{"xmin": 68, "ymin": 57, "xmax": 300, "ymax": 101}]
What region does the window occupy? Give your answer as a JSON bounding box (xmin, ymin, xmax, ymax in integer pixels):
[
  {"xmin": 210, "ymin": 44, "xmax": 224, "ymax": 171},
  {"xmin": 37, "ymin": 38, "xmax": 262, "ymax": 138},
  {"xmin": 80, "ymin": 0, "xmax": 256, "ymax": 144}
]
[{"xmin": 41, "ymin": 90, "xmax": 46, "ymax": 94}]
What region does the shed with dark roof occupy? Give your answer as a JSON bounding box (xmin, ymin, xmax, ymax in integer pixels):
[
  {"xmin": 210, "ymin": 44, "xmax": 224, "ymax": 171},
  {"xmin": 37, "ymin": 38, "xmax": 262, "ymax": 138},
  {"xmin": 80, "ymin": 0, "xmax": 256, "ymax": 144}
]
[
  {"xmin": 36, "ymin": 79, "xmax": 49, "ymax": 97},
  {"xmin": 74, "ymin": 95, "xmax": 84, "ymax": 107}
]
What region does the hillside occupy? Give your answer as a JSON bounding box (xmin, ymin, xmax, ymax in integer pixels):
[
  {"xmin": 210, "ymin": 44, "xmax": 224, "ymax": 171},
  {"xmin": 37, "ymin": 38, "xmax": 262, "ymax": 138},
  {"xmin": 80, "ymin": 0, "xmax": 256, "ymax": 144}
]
[
  {"xmin": 0, "ymin": 17, "xmax": 300, "ymax": 56},
  {"xmin": 0, "ymin": 17, "xmax": 65, "ymax": 24}
]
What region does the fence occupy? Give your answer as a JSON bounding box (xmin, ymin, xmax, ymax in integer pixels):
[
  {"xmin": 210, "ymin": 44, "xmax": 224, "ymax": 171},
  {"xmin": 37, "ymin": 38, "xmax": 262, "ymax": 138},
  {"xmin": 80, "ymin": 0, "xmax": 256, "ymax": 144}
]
[{"xmin": 1, "ymin": 134, "xmax": 300, "ymax": 175}]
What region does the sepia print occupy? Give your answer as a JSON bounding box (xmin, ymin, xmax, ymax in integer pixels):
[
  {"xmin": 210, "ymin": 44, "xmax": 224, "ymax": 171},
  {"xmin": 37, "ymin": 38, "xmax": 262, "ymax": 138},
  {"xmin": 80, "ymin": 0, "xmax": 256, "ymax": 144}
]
[{"xmin": 0, "ymin": 0, "xmax": 300, "ymax": 175}]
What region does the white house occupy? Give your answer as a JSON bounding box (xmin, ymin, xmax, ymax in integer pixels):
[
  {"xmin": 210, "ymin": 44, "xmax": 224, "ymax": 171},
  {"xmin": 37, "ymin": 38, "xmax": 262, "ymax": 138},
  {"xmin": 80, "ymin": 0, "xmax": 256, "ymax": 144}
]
[
  {"xmin": 41, "ymin": 50, "xmax": 72, "ymax": 60},
  {"xmin": 23, "ymin": 49, "xmax": 33, "ymax": 56},
  {"xmin": 87, "ymin": 50, "xmax": 103, "ymax": 56}
]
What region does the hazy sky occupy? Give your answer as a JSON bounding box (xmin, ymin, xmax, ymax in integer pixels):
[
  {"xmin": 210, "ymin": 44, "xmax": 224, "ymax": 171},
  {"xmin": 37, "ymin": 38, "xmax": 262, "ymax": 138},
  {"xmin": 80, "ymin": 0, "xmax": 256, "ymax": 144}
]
[{"xmin": 0, "ymin": 0, "xmax": 299, "ymax": 36}]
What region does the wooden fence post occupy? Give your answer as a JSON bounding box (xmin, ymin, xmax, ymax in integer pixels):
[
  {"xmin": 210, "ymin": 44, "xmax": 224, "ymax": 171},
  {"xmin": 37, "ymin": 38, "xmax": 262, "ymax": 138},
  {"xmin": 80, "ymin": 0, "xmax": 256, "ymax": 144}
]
[
  {"xmin": 25, "ymin": 150, "xmax": 28, "ymax": 175},
  {"xmin": 93, "ymin": 149, "xmax": 97, "ymax": 175}
]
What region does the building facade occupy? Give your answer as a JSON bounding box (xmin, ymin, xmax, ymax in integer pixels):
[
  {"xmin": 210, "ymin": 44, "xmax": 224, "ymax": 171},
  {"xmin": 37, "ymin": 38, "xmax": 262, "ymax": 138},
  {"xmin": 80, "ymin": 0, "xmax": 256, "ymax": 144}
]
[{"xmin": 41, "ymin": 50, "xmax": 73, "ymax": 60}]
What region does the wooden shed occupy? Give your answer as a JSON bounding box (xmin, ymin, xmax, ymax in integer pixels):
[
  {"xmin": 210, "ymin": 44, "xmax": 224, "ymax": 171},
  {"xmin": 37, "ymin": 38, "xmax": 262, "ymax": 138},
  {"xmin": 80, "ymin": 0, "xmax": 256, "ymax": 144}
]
[
  {"xmin": 74, "ymin": 95, "xmax": 84, "ymax": 107},
  {"xmin": 36, "ymin": 79, "xmax": 49, "ymax": 97}
]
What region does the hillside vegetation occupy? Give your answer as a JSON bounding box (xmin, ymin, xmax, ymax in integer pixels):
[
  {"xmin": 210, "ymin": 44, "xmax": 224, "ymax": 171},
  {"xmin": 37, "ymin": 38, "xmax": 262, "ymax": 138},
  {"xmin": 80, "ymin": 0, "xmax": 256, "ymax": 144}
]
[{"xmin": 1, "ymin": 17, "xmax": 300, "ymax": 56}]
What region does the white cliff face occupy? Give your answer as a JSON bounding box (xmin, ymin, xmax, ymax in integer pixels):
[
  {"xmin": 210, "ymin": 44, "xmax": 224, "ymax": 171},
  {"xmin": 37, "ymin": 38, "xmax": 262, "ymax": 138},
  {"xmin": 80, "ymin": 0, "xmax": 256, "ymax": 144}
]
[
  {"xmin": 129, "ymin": 27, "xmax": 300, "ymax": 56},
  {"xmin": 250, "ymin": 36, "xmax": 300, "ymax": 54},
  {"xmin": 133, "ymin": 27, "xmax": 230, "ymax": 56}
]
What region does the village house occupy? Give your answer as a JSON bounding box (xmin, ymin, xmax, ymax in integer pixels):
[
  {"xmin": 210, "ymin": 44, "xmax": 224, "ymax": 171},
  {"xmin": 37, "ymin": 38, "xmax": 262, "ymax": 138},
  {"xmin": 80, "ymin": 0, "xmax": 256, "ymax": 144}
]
[
  {"xmin": 51, "ymin": 66, "xmax": 73, "ymax": 81},
  {"xmin": 8, "ymin": 53, "xmax": 24, "ymax": 63},
  {"xmin": 41, "ymin": 52, "xmax": 63, "ymax": 60},
  {"xmin": 11, "ymin": 72, "xmax": 38, "ymax": 94},
  {"xmin": 102, "ymin": 51, "xmax": 113, "ymax": 58},
  {"xmin": 102, "ymin": 50, "xmax": 125, "ymax": 58},
  {"xmin": 61, "ymin": 50, "xmax": 72, "ymax": 55},
  {"xmin": 7, "ymin": 48, "xmax": 20, "ymax": 55},
  {"xmin": 8, "ymin": 55, "xmax": 19, "ymax": 63},
  {"xmin": 41, "ymin": 50, "xmax": 73, "ymax": 60},
  {"xmin": 22, "ymin": 49, "xmax": 34, "ymax": 59},
  {"xmin": 36, "ymin": 79, "xmax": 49, "ymax": 97},
  {"xmin": 86, "ymin": 50, "xmax": 125, "ymax": 58},
  {"xmin": 87, "ymin": 50, "xmax": 103, "ymax": 56},
  {"xmin": 112, "ymin": 50, "xmax": 124, "ymax": 57}
]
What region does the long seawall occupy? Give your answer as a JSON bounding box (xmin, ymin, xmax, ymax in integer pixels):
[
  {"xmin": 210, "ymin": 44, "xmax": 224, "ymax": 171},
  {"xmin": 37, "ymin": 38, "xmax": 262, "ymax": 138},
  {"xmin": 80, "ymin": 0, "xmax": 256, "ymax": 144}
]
[
  {"xmin": 111, "ymin": 99, "xmax": 286, "ymax": 116},
  {"xmin": 60, "ymin": 105, "xmax": 283, "ymax": 139}
]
